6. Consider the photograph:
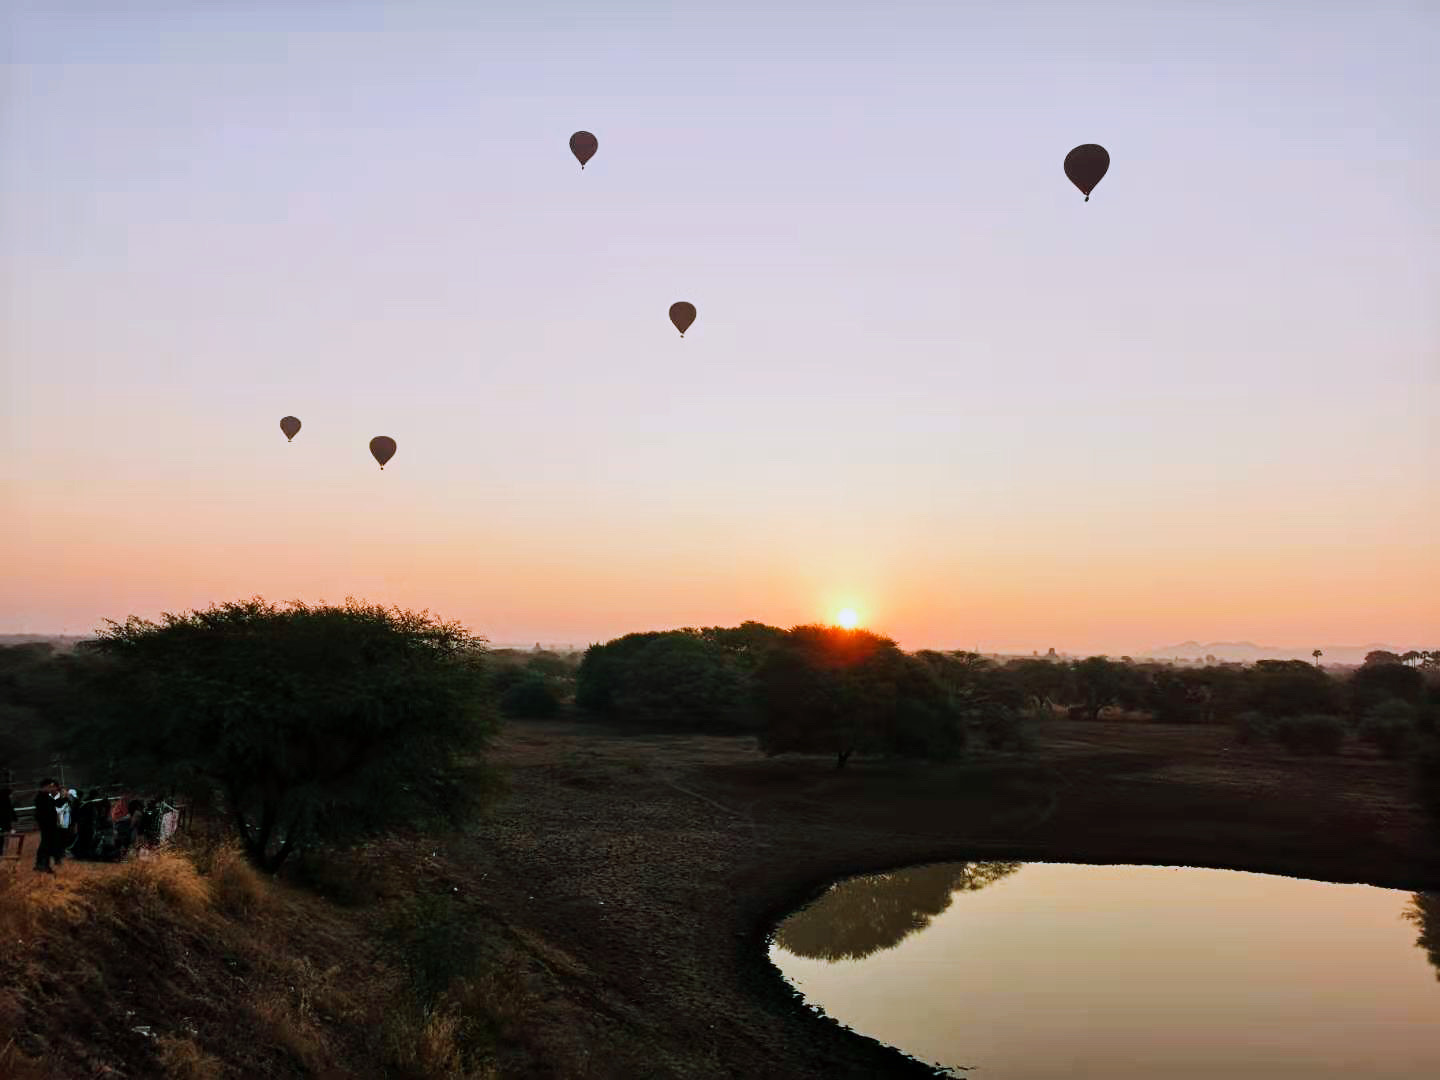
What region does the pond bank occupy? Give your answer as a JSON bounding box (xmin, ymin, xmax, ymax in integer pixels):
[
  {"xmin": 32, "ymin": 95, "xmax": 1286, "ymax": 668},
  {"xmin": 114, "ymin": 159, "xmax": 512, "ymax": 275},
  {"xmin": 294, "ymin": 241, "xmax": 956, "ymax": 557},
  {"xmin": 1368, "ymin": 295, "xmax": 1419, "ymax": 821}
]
[{"xmin": 382, "ymin": 718, "xmax": 1440, "ymax": 1078}]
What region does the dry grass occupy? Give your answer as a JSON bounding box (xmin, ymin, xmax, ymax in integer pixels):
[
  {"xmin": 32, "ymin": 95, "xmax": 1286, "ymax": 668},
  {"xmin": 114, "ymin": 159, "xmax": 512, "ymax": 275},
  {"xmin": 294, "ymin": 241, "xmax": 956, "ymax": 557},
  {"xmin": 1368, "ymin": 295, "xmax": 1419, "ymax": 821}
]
[
  {"xmin": 0, "ymin": 844, "xmax": 422, "ymax": 1078},
  {"xmin": 207, "ymin": 844, "xmax": 269, "ymax": 920},
  {"xmin": 155, "ymin": 1035, "xmax": 225, "ymax": 1080}
]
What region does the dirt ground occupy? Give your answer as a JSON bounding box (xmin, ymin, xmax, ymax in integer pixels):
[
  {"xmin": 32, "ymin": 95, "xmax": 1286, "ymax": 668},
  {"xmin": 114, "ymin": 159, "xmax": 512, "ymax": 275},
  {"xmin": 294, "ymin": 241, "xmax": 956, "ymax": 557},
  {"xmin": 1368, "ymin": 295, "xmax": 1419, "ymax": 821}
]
[{"xmin": 380, "ymin": 717, "xmax": 1440, "ymax": 1079}]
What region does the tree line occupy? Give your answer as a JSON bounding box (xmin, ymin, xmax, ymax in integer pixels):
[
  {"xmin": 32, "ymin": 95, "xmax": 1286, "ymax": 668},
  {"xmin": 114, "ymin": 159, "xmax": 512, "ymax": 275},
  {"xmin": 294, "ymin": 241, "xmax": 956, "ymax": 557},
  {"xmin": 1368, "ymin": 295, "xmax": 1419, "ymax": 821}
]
[{"xmin": 2, "ymin": 604, "xmax": 1437, "ymax": 873}]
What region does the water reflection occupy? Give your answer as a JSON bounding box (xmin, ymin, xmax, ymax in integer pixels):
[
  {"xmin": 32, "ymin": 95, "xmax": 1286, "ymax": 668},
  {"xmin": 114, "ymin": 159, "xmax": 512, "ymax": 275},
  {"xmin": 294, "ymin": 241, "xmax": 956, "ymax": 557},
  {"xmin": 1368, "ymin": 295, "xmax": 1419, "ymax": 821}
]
[
  {"xmin": 1406, "ymin": 893, "xmax": 1440, "ymax": 980},
  {"xmin": 771, "ymin": 863, "xmax": 1440, "ymax": 1080},
  {"xmin": 773, "ymin": 861, "xmax": 1021, "ymax": 961}
]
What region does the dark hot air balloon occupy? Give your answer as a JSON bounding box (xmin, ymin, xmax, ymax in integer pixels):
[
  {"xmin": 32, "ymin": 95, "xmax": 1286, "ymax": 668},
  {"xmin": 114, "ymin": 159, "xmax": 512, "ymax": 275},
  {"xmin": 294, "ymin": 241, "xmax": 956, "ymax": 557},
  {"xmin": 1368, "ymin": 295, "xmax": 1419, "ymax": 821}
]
[
  {"xmin": 1064, "ymin": 144, "xmax": 1109, "ymax": 202},
  {"xmin": 570, "ymin": 131, "xmax": 597, "ymax": 169},
  {"xmin": 369, "ymin": 436, "xmax": 396, "ymax": 470},
  {"xmin": 669, "ymin": 301, "xmax": 696, "ymax": 338},
  {"xmin": 279, "ymin": 416, "xmax": 301, "ymax": 442}
]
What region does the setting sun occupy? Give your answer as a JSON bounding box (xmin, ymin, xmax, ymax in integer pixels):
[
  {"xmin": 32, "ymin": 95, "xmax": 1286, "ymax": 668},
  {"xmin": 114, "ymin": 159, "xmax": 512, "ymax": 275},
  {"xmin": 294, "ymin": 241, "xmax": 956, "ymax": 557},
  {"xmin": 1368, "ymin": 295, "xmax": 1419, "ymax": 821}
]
[{"xmin": 835, "ymin": 608, "xmax": 859, "ymax": 630}]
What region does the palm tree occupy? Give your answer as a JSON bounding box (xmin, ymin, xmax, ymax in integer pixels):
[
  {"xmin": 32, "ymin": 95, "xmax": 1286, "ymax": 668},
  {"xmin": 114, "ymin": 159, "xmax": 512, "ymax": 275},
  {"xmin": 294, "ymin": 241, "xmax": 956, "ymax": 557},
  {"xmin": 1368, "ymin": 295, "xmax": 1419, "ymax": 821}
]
[
  {"xmin": 1403, "ymin": 650, "xmax": 1421, "ymax": 668},
  {"xmin": 1312, "ymin": 649, "xmax": 1323, "ymax": 667}
]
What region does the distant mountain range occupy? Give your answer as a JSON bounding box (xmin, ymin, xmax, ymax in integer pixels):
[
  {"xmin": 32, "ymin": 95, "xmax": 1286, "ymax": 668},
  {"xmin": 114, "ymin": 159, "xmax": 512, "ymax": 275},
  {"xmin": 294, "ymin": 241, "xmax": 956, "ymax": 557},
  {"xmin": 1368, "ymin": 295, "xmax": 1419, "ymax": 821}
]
[{"xmin": 1139, "ymin": 641, "xmax": 1414, "ymax": 665}]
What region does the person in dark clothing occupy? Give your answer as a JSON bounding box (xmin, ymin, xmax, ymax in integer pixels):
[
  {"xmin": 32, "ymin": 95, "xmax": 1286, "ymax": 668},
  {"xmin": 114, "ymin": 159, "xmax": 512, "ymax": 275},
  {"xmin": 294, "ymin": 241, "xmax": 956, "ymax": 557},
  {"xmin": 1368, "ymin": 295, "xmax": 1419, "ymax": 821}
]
[
  {"xmin": 0, "ymin": 787, "xmax": 15, "ymax": 834},
  {"xmin": 112, "ymin": 800, "xmax": 144, "ymax": 859},
  {"xmin": 33, "ymin": 778, "xmax": 64, "ymax": 873},
  {"xmin": 73, "ymin": 791, "xmax": 98, "ymax": 859}
]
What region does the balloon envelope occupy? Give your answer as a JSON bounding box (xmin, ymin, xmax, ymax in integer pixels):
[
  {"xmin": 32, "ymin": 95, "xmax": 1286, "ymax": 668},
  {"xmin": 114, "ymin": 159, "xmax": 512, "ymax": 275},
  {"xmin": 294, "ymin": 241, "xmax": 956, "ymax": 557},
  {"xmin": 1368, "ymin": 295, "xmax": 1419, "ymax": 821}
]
[
  {"xmin": 279, "ymin": 416, "xmax": 301, "ymax": 441},
  {"xmin": 669, "ymin": 301, "xmax": 696, "ymax": 337},
  {"xmin": 369, "ymin": 436, "xmax": 397, "ymax": 469},
  {"xmin": 570, "ymin": 131, "xmax": 597, "ymax": 168},
  {"xmin": 1064, "ymin": 144, "xmax": 1110, "ymax": 200}
]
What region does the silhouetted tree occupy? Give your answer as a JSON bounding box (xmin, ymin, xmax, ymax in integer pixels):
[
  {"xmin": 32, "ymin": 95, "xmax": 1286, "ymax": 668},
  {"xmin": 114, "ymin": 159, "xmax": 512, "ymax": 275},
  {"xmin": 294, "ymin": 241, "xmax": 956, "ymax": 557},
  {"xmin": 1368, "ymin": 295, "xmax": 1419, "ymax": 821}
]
[
  {"xmin": 1246, "ymin": 660, "xmax": 1339, "ymax": 718},
  {"xmin": 1349, "ymin": 662, "xmax": 1425, "ymax": 714},
  {"xmin": 1403, "ymin": 893, "xmax": 1440, "ymax": 981},
  {"xmin": 755, "ymin": 626, "xmax": 962, "ymax": 768},
  {"xmin": 1312, "ymin": 649, "xmax": 1323, "ymax": 667},
  {"xmin": 499, "ymin": 671, "xmax": 562, "ymax": 718},
  {"xmin": 1364, "ymin": 650, "xmax": 1403, "ymax": 667},
  {"xmin": 68, "ymin": 598, "xmax": 499, "ymax": 871},
  {"xmin": 1069, "ymin": 657, "xmax": 1143, "ymax": 721},
  {"xmin": 774, "ymin": 862, "xmax": 1022, "ymax": 961}
]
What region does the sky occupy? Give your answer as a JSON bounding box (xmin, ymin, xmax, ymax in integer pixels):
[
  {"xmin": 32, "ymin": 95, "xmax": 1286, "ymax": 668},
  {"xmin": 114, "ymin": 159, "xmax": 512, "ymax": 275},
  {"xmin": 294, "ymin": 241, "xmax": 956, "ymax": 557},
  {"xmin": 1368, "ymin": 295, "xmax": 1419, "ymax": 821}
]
[{"xmin": 3, "ymin": 1, "xmax": 1437, "ymax": 654}]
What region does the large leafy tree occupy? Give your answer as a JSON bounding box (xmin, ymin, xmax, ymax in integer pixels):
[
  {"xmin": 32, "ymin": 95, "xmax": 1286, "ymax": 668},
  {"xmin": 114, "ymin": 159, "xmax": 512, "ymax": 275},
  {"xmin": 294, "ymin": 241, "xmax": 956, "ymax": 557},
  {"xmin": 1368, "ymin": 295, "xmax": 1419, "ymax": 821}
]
[
  {"xmin": 754, "ymin": 625, "xmax": 962, "ymax": 768},
  {"xmin": 69, "ymin": 598, "xmax": 499, "ymax": 871},
  {"xmin": 1068, "ymin": 656, "xmax": 1144, "ymax": 721},
  {"xmin": 575, "ymin": 627, "xmax": 764, "ymax": 731}
]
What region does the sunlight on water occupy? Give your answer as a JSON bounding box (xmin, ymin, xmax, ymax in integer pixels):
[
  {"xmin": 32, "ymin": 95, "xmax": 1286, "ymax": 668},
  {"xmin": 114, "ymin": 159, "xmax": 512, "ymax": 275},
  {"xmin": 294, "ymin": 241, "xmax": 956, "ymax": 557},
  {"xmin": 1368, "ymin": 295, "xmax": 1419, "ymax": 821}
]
[{"xmin": 769, "ymin": 863, "xmax": 1440, "ymax": 1080}]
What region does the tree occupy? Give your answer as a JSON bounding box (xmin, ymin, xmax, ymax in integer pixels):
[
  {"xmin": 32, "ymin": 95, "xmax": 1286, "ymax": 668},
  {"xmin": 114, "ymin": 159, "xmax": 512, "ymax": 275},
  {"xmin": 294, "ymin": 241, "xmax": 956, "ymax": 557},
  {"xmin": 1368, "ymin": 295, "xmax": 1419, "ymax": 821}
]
[
  {"xmin": 1348, "ymin": 662, "xmax": 1425, "ymax": 713},
  {"xmin": 1403, "ymin": 650, "xmax": 1422, "ymax": 668},
  {"xmin": 576, "ymin": 630, "xmax": 751, "ymax": 730},
  {"xmin": 773, "ymin": 862, "xmax": 1021, "ymax": 961},
  {"xmin": 1364, "ymin": 650, "xmax": 1403, "ymax": 667},
  {"xmin": 1246, "ymin": 660, "xmax": 1339, "ymax": 718},
  {"xmin": 1002, "ymin": 658, "xmax": 1070, "ymax": 709},
  {"xmin": 755, "ymin": 626, "xmax": 962, "ymax": 768},
  {"xmin": 1069, "ymin": 657, "xmax": 1142, "ymax": 721},
  {"xmin": 1403, "ymin": 894, "xmax": 1440, "ymax": 981},
  {"xmin": 499, "ymin": 671, "xmax": 562, "ymax": 718},
  {"xmin": 1312, "ymin": 649, "xmax": 1323, "ymax": 667},
  {"xmin": 69, "ymin": 598, "xmax": 499, "ymax": 871}
]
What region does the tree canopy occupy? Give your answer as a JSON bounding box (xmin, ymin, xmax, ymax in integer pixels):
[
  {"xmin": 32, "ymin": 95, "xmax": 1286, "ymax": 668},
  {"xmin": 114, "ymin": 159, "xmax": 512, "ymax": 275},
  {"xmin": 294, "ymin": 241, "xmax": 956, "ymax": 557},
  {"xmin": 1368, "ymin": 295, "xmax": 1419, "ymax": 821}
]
[
  {"xmin": 69, "ymin": 598, "xmax": 499, "ymax": 870},
  {"xmin": 754, "ymin": 626, "xmax": 963, "ymax": 768}
]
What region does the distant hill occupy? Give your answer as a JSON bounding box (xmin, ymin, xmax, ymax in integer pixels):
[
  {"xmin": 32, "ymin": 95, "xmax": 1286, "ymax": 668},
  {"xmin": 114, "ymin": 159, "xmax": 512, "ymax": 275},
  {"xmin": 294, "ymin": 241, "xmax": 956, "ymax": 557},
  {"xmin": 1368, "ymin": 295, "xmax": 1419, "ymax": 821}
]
[
  {"xmin": 1139, "ymin": 641, "xmax": 1410, "ymax": 666},
  {"xmin": 0, "ymin": 634, "xmax": 89, "ymax": 651}
]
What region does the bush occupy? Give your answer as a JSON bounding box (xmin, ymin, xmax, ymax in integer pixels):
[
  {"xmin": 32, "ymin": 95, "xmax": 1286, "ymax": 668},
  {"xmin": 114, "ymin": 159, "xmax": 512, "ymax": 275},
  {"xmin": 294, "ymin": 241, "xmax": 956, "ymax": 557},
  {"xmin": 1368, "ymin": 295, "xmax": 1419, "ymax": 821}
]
[
  {"xmin": 1233, "ymin": 711, "xmax": 1275, "ymax": 745},
  {"xmin": 976, "ymin": 707, "xmax": 1036, "ymax": 752},
  {"xmin": 498, "ymin": 673, "xmax": 561, "ymax": 719},
  {"xmin": 1360, "ymin": 700, "xmax": 1419, "ymax": 759},
  {"xmin": 1275, "ymin": 714, "xmax": 1346, "ymax": 756},
  {"xmin": 380, "ymin": 892, "xmax": 487, "ymax": 1006}
]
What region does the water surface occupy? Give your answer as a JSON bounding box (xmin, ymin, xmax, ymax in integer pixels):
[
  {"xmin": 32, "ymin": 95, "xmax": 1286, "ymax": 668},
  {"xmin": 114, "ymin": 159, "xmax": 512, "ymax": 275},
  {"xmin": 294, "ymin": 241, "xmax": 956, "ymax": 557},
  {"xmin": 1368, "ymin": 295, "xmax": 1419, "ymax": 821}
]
[{"xmin": 769, "ymin": 862, "xmax": 1440, "ymax": 1079}]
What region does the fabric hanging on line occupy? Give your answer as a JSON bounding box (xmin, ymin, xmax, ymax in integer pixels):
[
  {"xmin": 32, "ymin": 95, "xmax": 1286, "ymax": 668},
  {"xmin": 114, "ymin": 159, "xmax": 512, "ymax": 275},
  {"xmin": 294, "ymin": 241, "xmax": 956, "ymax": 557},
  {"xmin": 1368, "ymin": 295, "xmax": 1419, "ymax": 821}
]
[{"xmin": 159, "ymin": 809, "xmax": 179, "ymax": 843}]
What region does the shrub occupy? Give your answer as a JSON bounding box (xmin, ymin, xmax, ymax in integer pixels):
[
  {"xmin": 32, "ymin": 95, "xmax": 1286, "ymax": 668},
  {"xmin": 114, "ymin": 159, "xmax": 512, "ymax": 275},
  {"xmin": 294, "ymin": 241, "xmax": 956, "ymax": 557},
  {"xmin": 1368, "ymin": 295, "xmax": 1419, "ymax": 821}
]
[
  {"xmin": 1275, "ymin": 714, "xmax": 1346, "ymax": 756},
  {"xmin": 499, "ymin": 672, "xmax": 561, "ymax": 718},
  {"xmin": 976, "ymin": 707, "xmax": 1037, "ymax": 752},
  {"xmin": 1360, "ymin": 700, "xmax": 1419, "ymax": 759},
  {"xmin": 380, "ymin": 892, "xmax": 487, "ymax": 1005},
  {"xmin": 1233, "ymin": 711, "xmax": 1275, "ymax": 745}
]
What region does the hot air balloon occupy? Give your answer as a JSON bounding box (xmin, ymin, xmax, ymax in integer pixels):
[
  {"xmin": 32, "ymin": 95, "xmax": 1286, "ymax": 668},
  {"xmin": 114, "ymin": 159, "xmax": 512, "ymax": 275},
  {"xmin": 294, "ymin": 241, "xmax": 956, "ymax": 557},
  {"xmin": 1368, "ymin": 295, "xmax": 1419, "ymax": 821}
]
[
  {"xmin": 279, "ymin": 416, "xmax": 301, "ymax": 442},
  {"xmin": 369, "ymin": 436, "xmax": 396, "ymax": 470},
  {"xmin": 669, "ymin": 301, "xmax": 696, "ymax": 338},
  {"xmin": 570, "ymin": 131, "xmax": 597, "ymax": 169},
  {"xmin": 1064, "ymin": 144, "xmax": 1109, "ymax": 202}
]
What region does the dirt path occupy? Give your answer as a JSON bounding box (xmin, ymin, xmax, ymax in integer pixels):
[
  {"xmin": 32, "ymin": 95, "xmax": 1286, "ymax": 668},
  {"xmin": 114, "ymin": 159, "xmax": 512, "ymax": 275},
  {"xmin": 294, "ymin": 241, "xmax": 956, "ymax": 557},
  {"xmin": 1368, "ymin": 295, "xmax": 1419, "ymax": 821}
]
[{"xmin": 382, "ymin": 719, "xmax": 1440, "ymax": 1079}]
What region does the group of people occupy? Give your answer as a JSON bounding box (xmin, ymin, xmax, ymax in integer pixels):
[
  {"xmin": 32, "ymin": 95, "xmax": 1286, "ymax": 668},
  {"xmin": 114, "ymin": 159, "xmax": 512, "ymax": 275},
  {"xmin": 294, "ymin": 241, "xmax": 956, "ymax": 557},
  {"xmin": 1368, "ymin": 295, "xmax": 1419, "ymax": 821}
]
[{"xmin": 0, "ymin": 781, "xmax": 176, "ymax": 874}]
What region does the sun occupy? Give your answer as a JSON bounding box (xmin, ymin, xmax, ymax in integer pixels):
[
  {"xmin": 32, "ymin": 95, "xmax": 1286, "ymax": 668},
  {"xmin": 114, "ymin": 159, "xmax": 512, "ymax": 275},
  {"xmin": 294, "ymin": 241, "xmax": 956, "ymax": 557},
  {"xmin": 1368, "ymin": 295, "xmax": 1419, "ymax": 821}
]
[{"xmin": 835, "ymin": 608, "xmax": 859, "ymax": 630}]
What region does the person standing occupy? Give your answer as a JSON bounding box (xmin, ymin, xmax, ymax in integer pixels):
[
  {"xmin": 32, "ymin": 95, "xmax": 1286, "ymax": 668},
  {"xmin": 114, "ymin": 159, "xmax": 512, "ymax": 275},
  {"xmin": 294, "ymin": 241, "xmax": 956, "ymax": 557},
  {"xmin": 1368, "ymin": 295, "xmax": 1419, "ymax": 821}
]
[
  {"xmin": 0, "ymin": 787, "xmax": 15, "ymax": 860},
  {"xmin": 33, "ymin": 778, "xmax": 64, "ymax": 873}
]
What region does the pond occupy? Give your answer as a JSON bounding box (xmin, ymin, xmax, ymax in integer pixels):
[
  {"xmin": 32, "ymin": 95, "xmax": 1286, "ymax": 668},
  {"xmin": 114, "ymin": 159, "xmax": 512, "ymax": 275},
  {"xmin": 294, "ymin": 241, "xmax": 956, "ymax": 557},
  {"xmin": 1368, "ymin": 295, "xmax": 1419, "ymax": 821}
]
[{"xmin": 768, "ymin": 862, "xmax": 1440, "ymax": 1079}]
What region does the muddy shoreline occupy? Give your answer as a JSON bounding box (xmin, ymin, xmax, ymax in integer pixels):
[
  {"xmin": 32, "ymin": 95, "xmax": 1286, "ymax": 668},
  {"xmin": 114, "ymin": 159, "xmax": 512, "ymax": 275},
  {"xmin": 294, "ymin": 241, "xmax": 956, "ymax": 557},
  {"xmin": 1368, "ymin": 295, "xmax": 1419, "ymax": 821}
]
[{"xmin": 406, "ymin": 719, "xmax": 1440, "ymax": 1078}]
